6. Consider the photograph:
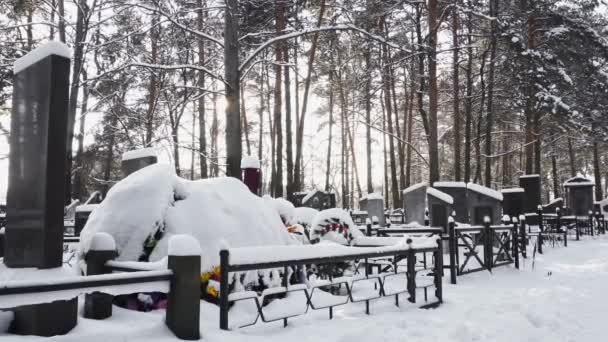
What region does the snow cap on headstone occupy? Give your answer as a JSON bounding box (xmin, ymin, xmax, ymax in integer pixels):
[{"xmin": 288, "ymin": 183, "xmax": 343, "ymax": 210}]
[
  {"xmin": 90, "ymin": 232, "xmax": 116, "ymax": 251},
  {"xmin": 241, "ymin": 155, "xmax": 261, "ymax": 169},
  {"xmin": 168, "ymin": 234, "xmax": 202, "ymax": 256},
  {"xmin": 122, "ymin": 147, "xmax": 158, "ymax": 161},
  {"xmin": 14, "ymin": 41, "xmax": 72, "ymax": 74}
]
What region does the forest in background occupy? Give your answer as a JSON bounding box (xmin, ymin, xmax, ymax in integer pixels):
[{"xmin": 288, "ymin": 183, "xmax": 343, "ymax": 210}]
[{"xmin": 1, "ymin": 0, "xmax": 608, "ymax": 209}]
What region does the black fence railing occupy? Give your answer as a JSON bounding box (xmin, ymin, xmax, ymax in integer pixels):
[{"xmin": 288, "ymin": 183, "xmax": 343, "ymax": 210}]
[
  {"xmin": 0, "ymin": 233, "xmax": 201, "ymax": 340},
  {"xmin": 218, "ymin": 241, "xmax": 443, "ymax": 330},
  {"xmin": 444, "ymin": 219, "xmax": 519, "ymax": 284}
]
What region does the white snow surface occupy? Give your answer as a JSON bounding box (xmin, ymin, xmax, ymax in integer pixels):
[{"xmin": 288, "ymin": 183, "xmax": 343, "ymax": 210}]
[
  {"xmin": 564, "ymin": 176, "xmax": 594, "ymax": 187},
  {"xmin": 167, "ymin": 235, "xmax": 201, "ymax": 256},
  {"xmin": 501, "ymin": 187, "xmax": 525, "ymax": 193},
  {"xmin": 13, "ymin": 41, "xmax": 71, "ymax": 73},
  {"xmin": 519, "ymin": 174, "xmax": 540, "ymax": 179},
  {"xmin": 467, "ymin": 183, "xmax": 503, "ymax": 201},
  {"xmin": 265, "ymin": 196, "xmax": 296, "ymax": 225},
  {"xmin": 79, "ymin": 164, "xmax": 295, "ymax": 272},
  {"xmin": 241, "ymin": 155, "xmax": 260, "ymax": 169},
  {"xmin": 293, "ymin": 207, "xmax": 319, "ymax": 226},
  {"xmin": 122, "ymin": 147, "xmax": 158, "ymax": 161},
  {"xmin": 301, "ymin": 190, "xmax": 318, "ymax": 204},
  {"xmin": 89, "ymin": 232, "xmax": 116, "ymax": 251},
  {"xmin": 426, "ymin": 187, "xmax": 453, "ymax": 204},
  {"xmin": 7, "ymin": 236, "xmax": 608, "ymax": 341},
  {"xmin": 402, "ymin": 182, "xmax": 427, "ymax": 195},
  {"xmin": 361, "ymin": 193, "xmax": 383, "ymax": 200},
  {"xmin": 433, "ymin": 181, "xmax": 466, "ymax": 188}
]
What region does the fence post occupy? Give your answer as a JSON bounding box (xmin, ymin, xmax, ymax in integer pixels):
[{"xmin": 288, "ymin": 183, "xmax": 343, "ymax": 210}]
[
  {"xmin": 366, "ymin": 218, "xmax": 372, "ymax": 237},
  {"xmin": 575, "ymin": 217, "xmax": 580, "ymax": 240},
  {"xmin": 484, "ymin": 216, "xmax": 492, "ymax": 272},
  {"xmin": 589, "ymin": 211, "xmax": 594, "ymax": 236},
  {"xmin": 406, "ymin": 245, "xmax": 416, "ymax": 303},
  {"xmin": 424, "ymin": 208, "xmax": 430, "ymax": 226},
  {"xmin": 219, "ymin": 249, "xmax": 230, "ymax": 330},
  {"xmin": 166, "ymin": 235, "xmax": 201, "ymax": 340},
  {"xmin": 447, "ymin": 216, "xmax": 457, "ymax": 284},
  {"xmin": 556, "ymin": 207, "xmax": 566, "ymax": 247},
  {"xmin": 434, "ymin": 237, "xmax": 443, "ymax": 303},
  {"xmin": 84, "ymin": 232, "xmax": 117, "ymax": 320},
  {"xmin": 519, "ymin": 215, "xmax": 527, "ymax": 259},
  {"xmin": 537, "ymin": 206, "xmax": 543, "ymax": 255},
  {"xmin": 512, "ymin": 217, "xmax": 519, "ymax": 270}
]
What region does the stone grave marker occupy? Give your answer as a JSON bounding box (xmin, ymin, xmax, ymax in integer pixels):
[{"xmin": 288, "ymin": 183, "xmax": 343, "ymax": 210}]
[
  {"xmin": 564, "ymin": 176, "xmax": 594, "ymax": 216},
  {"xmin": 121, "ymin": 147, "xmax": 158, "ymax": 177},
  {"xmin": 359, "ymin": 193, "xmax": 385, "ymax": 227},
  {"xmin": 434, "ymin": 182, "xmax": 468, "ymax": 223},
  {"xmin": 467, "ymin": 183, "xmax": 503, "ymax": 225},
  {"xmin": 501, "ymin": 188, "xmax": 524, "ymax": 219},
  {"xmin": 402, "ymin": 183, "xmax": 427, "ymax": 224},
  {"xmin": 427, "ymin": 187, "xmax": 453, "ymax": 231}
]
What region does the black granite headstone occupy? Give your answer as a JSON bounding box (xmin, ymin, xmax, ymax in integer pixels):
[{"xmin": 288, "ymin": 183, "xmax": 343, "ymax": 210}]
[
  {"xmin": 564, "ymin": 177, "xmax": 594, "ymax": 216},
  {"xmin": 427, "ymin": 189, "xmax": 453, "ymax": 231},
  {"xmin": 4, "ymin": 49, "xmax": 70, "ymax": 268},
  {"xmin": 121, "ymin": 155, "xmax": 158, "ymax": 177},
  {"xmin": 502, "ymin": 188, "xmax": 524, "ymax": 218},
  {"xmin": 434, "ymin": 183, "xmax": 468, "ymax": 223},
  {"xmin": 519, "ymin": 175, "xmax": 541, "ymax": 214},
  {"xmin": 467, "ymin": 184, "xmax": 502, "ymax": 225}
]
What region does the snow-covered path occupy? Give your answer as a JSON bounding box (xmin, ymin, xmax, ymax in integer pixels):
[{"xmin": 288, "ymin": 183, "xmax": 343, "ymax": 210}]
[{"xmin": 3, "ymin": 236, "xmax": 608, "ymax": 341}]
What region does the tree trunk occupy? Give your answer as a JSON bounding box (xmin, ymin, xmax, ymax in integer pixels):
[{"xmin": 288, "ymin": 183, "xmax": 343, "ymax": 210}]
[
  {"xmin": 66, "ymin": 0, "xmax": 89, "ymax": 204},
  {"xmin": 241, "ymin": 85, "xmax": 251, "ymax": 155},
  {"xmin": 273, "ymin": 0, "xmax": 285, "ymax": 197},
  {"xmin": 57, "ymin": 0, "xmax": 66, "ymax": 43},
  {"xmin": 325, "ymin": 68, "xmax": 334, "ymax": 192},
  {"xmin": 552, "ymin": 154, "xmax": 560, "ymax": 199},
  {"xmin": 211, "ymin": 89, "xmax": 219, "ymax": 177},
  {"xmin": 484, "ymin": 0, "xmax": 498, "ymax": 187},
  {"xmin": 594, "ymin": 141, "xmax": 603, "ymax": 201},
  {"xmin": 568, "ymin": 137, "xmax": 576, "ymax": 177},
  {"xmin": 224, "ymin": 0, "xmax": 242, "ymax": 178},
  {"xmin": 146, "ymin": 15, "xmax": 160, "ymax": 146},
  {"xmin": 73, "ymin": 72, "xmax": 89, "ymax": 202},
  {"xmin": 380, "ymin": 17, "xmax": 399, "ymax": 207},
  {"xmin": 464, "ymin": 0, "xmax": 474, "ymax": 183},
  {"xmin": 453, "ymin": 2, "xmax": 462, "ymax": 181},
  {"xmin": 284, "ymin": 44, "xmax": 294, "ymax": 197},
  {"xmin": 524, "ymin": 6, "xmax": 536, "ymax": 174},
  {"xmin": 294, "ymin": 0, "xmax": 326, "ymax": 192},
  {"xmin": 427, "ymin": 0, "xmax": 440, "ymax": 184}
]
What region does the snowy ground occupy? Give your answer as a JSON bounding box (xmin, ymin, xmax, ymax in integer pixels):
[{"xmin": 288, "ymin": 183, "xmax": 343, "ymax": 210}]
[{"xmin": 2, "ymin": 235, "xmax": 608, "ymax": 341}]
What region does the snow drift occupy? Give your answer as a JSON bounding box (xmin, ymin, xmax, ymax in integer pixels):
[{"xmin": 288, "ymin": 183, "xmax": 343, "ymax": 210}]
[{"xmin": 79, "ymin": 164, "xmax": 296, "ymax": 272}]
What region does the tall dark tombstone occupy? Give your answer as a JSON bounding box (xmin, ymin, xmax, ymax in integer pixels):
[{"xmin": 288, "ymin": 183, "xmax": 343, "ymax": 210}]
[
  {"xmin": 519, "ymin": 175, "xmax": 541, "ymax": 213},
  {"xmin": 434, "ymin": 182, "xmax": 468, "ymax": 223},
  {"xmin": 121, "ymin": 148, "xmax": 158, "ymax": 177},
  {"xmin": 427, "ymin": 188, "xmax": 453, "ymax": 231},
  {"xmin": 241, "ymin": 155, "xmax": 261, "ymax": 195},
  {"xmin": 564, "ymin": 177, "xmax": 594, "ymax": 216},
  {"xmin": 519, "ymin": 175, "xmax": 541, "ymax": 225},
  {"xmin": 501, "ymin": 188, "xmax": 524, "ymax": 218},
  {"xmin": 4, "ymin": 42, "xmax": 71, "ymax": 269},
  {"xmin": 4, "ymin": 42, "xmax": 78, "ymax": 337},
  {"xmin": 359, "ymin": 194, "xmax": 385, "ymax": 227},
  {"xmin": 402, "ymin": 183, "xmax": 427, "ymax": 224}
]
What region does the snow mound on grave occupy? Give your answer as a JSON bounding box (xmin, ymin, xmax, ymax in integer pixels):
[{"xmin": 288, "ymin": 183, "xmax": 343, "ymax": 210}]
[
  {"xmin": 265, "ymin": 196, "xmax": 296, "ymax": 225},
  {"xmin": 293, "ymin": 207, "xmax": 319, "ymax": 227},
  {"xmin": 80, "ymin": 164, "xmax": 179, "ymax": 262},
  {"xmin": 80, "ymin": 163, "xmax": 296, "ymax": 272},
  {"xmin": 310, "ymin": 208, "xmax": 363, "ymax": 245}
]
